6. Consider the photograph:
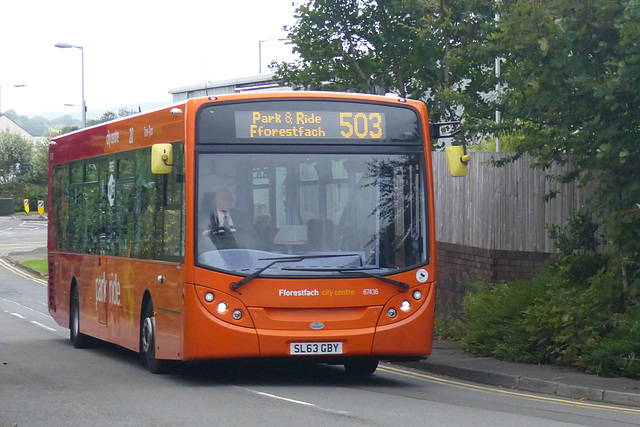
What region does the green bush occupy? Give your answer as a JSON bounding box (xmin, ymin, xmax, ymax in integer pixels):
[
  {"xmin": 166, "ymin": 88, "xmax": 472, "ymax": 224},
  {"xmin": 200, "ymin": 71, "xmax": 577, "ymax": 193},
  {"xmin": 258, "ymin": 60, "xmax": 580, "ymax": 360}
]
[
  {"xmin": 546, "ymin": 209, "xmax": 601, "ymax": 256},
  {"xmin": 460, "ymin": 280, "xmax": 543, "ymax": 363},
  {"xmin": 458, "ymin": 253, "xmax": 640, "ymax": 378},
  {"xmin": 0, "ymin": 182, "xmax": 47, "ymax": 213},
  {"xmin": 524, "ymin": 255, "xmax": 620, "ymax": 365},
  {"xmin": 433, "ymin": 313, "xmax": 465, "ymax": 340},
  {"xmin": 575, "ymin": 304, "xmax": 640, "ymax": 377}
]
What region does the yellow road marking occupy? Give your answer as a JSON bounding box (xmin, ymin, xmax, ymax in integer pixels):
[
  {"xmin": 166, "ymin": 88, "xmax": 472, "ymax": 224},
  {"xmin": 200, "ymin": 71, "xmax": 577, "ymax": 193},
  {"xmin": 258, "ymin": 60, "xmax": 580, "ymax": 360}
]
[
  {"xmin": 378, "ymin": 364, "xmax": 640, "ymax": 414},
  {"xmin": 0, "ymin": 258, "xmax": 47, "ymax": 286}
]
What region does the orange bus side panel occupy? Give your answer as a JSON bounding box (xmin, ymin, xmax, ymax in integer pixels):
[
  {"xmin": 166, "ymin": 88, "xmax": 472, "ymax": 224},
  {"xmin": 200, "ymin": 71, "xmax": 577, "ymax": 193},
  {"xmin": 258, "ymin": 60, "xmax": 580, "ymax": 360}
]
[
  {"xmin": 49, "ymin": 253, "xmax": 184, "ymax": 359},
  {"xmin": 49, "ymin": 253, "xmax": 109, "ymax": 341},
  {"xmin": 103, "ymin": 258, "xmax": 184, "ymax": 359}
]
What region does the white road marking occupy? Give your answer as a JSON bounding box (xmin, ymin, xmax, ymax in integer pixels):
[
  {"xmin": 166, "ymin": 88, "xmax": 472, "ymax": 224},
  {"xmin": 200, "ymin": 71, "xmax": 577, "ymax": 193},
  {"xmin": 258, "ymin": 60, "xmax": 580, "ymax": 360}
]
[
  {"xmin": 237, "ymin": 387, "xmax": 350, "ymax": 415},
  {"xmin": 31, "ymin": 321, "xmax": 58, "ymax": 332}
]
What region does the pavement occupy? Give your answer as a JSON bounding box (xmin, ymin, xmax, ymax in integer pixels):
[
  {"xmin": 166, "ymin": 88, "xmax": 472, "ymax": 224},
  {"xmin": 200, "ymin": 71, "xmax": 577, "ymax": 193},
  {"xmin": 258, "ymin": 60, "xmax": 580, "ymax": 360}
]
[
  {"xmin": 4, "ymin": 214, "xmax": 640, "ymax": 408},
  {"xmin": 409, "ymin": 341, "xmax": 640, "ymax": 408}
]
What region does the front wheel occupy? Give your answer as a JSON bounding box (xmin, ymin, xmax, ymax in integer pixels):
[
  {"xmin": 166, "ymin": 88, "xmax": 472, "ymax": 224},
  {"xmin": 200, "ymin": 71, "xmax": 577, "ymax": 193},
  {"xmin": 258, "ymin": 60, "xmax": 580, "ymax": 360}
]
[{"xmin": 140, "ymin": 301, "xmax": 174, "ymax": 374}]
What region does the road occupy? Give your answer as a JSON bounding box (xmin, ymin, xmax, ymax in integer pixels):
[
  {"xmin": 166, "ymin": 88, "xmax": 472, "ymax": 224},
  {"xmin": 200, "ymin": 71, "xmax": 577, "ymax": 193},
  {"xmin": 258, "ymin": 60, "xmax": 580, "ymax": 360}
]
[
  {"xmin": 1, "ymin": 218, "xmax": 639, "ymax": 426},
  {"xmin": 0, "ymin": 215, "xmax": 47, "ymax": 256}
]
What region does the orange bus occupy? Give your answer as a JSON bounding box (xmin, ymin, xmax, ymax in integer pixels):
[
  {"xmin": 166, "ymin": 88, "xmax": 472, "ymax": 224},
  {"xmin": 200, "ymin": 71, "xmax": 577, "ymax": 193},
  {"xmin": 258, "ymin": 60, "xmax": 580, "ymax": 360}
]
[{"xmin": 48, "ymin": 91, "xmax": 462, "ymax": 375}]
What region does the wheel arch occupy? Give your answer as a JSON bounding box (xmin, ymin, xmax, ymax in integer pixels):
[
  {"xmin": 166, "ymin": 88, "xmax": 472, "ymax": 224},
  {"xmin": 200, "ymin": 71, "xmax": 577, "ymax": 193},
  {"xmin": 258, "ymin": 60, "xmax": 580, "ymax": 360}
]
[
  {"xmin": 68, "ymin": 277, "xmax": 79, "ymax": 321},
  {"xmin": 140, "ymin": 289, "xmax": 153, "ymax": 325}
]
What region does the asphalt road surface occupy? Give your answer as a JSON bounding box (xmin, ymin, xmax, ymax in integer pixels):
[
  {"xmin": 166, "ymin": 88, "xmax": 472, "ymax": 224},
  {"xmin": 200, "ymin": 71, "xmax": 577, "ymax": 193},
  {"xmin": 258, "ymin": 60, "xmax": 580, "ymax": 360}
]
[{"xmin": 0, "ymin": 215, "xmax": 47, "ymax": 256}]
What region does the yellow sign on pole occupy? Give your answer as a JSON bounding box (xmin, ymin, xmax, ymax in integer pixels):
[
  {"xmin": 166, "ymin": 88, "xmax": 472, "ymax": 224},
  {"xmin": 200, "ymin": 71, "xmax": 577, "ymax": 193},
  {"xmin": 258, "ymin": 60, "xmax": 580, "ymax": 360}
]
[
  {"xmin": 23, "ymin": 199, "xmax": 30, "ymax": 215},
  {"xmin": 38, "ymin": 200, "xmax": 44, "ymax": 217}
]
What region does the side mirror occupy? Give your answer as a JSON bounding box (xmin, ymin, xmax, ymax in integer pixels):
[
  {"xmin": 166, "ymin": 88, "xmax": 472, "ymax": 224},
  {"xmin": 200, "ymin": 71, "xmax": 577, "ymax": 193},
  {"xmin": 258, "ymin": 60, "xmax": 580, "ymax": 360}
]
[
  {"xmin": 430, "ymin": 121, "xmax": 462, "ymax": 140},
  {"xmin": 151, "ymin": 143, "xmax": 174, "ymax": 174},
  {"xmin": 445, "ymin": 146, "xmax": 471, "ymax": 177}
]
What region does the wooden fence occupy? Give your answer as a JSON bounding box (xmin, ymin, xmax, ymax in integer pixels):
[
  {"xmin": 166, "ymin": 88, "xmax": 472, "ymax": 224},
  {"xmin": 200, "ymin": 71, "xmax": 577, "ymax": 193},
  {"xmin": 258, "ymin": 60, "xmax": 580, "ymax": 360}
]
[{"xmin": 431, "ymin": 152, "xmax": 596, "ymax": 253}]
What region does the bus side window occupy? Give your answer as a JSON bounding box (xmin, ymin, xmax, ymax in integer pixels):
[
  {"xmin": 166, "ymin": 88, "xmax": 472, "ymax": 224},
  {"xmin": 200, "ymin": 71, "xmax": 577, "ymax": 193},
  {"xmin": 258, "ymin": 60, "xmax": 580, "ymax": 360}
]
[{"xmin": 160, "ymin": 142, "xmax": 185, "ymax": 261}]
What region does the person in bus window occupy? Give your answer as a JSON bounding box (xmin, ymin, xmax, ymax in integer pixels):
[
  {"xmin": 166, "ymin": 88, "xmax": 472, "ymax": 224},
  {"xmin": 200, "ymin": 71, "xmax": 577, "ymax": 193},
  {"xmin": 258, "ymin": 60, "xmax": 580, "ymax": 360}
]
[{"xmin": 207, "ymin": 188, "xmax": 250, "ymax": 249}]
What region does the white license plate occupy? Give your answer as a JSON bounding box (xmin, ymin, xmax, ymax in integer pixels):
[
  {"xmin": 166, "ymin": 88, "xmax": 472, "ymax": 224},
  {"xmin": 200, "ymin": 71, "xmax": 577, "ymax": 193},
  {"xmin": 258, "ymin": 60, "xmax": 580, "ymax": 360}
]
[{"xmin": 290, "ymin": 342, "xmax": 343, "ymax": 355}]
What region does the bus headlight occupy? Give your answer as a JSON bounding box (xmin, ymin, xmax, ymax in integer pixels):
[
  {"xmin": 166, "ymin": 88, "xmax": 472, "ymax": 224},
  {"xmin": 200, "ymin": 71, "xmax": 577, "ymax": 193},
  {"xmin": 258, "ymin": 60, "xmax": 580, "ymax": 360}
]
[
  {"xmin": 400, "ymin": 301, "xmax": 411, "ymax": 312},
  {"xmin": 232, "ymin": 310, "xmax": 243, "ymax": 320},
  {"xmin": 217, "ymin": 302, "xmax": 228, "ymax": 314},
  {"xmin": 387, "ymin": 308, "xmax": 397, "ymax": 318},
  {"xmin": 412, "ymin": 290, "xmax": 423, "ymax": 301},
  {"xmin": 204, "ymin": 292, "xmax": 215, "ymax": 303}
]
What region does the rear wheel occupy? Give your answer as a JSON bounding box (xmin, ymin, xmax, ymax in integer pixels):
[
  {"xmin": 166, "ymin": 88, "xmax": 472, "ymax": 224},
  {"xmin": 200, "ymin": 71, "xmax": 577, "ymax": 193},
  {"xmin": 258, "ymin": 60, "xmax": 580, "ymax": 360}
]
[
  {"xmin": 344, "ymin": 358, "xmax": 379, "ymax": 376},
  {"xmin": 70, "ymin": 286, "xmax": 90, "ymax": 348},
  {"xmin": 140, "ymin": 301, "xmax": 174, "ymax": 374}
]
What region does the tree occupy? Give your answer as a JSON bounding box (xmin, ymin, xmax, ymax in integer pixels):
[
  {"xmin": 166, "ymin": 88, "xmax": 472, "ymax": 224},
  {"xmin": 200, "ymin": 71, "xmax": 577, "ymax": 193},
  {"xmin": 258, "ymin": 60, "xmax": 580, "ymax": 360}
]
[
  {"xmin": 274, "ymin": 0, "xmax": 398, "ymax": 94},
  {"xmin": 87, "ymin": 110, "xmax": 118, "ymax": 126},
  {"xmin": 274, "ymin": 0, "xmax": 498, "ymax": 141},
  {"xmin": 0, "ymin": 129, "xmax": 33, "ymax": 184},
  {"xmin": 493, "ymin": 0, "xmax": 640, "ymax": 291},
  {"xmin": 86, "ymin": 108, "xmax": 137, "ymax": 127},
  {"xmin": 4, "ymin": 110, "xmax": 52, "ymax": 137},
  {"xmin": 28, "ymin": 140, "xmax": 49, "ymax": 186}
]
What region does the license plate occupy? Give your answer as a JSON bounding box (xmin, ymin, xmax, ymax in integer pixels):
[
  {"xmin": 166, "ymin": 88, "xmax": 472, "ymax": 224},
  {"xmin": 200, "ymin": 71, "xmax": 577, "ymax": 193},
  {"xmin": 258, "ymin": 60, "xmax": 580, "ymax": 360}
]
[{"xmin": 290, "ymin": 342, "xmax": 343, "ymax": 355}]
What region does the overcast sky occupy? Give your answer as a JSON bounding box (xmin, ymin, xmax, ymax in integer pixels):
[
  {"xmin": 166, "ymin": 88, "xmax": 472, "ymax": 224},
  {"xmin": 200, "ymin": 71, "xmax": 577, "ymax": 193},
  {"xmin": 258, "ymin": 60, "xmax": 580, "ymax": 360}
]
[{"xmin": 1, "ymin": 0, "xmax": 297, "ymax": 118}]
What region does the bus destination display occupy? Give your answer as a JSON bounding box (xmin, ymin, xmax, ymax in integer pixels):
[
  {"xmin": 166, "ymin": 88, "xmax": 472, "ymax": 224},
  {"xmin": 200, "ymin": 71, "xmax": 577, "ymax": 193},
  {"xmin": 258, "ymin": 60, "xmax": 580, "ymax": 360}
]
[{"xmin": 235, "ymin": 111, "xmax": 387, "ymax": 140}]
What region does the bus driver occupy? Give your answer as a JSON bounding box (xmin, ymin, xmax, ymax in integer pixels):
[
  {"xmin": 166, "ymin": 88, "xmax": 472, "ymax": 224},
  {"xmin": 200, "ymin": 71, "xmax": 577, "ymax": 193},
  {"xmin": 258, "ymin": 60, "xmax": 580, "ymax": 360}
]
[{"xmin": 207, "ymin": 188, "xmax": 249, "ymax": 249}]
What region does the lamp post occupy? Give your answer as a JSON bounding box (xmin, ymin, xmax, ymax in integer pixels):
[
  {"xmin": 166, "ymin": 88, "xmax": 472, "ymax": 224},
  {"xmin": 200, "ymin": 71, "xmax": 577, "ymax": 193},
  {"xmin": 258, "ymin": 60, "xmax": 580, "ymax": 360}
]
[
  {"xmin": 0, "ymin": 84, "xmax": 26, "ymax": 114},
  {"xmin": 55, "ymin": 43, "xmax": 86, "ymax": 128},
  {"xmin": 258, "ymin": 38, "xmax": 289, "ymax": 74}
]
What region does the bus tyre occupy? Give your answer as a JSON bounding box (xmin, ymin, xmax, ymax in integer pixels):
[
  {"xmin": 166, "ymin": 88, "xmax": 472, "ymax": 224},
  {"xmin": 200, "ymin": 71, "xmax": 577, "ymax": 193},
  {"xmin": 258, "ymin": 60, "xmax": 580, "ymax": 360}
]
[
  {"xmin": 140, "ymin": 302, "xmax": 174, "ymax": 374},
  {"xmin": 70, "ymin": 286, "xmax": 90, "ymax": 348},
  {"xmin": 344, "ymin": 358, "xmax": 379, "ymax": 377}
]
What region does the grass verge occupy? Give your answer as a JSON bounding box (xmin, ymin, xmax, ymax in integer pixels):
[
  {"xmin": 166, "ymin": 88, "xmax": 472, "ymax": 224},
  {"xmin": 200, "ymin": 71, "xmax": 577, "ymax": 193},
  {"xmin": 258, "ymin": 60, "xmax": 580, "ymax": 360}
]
[{"xmin": 20, "ymin": 259, "xmax": 48, "ymax": 276}]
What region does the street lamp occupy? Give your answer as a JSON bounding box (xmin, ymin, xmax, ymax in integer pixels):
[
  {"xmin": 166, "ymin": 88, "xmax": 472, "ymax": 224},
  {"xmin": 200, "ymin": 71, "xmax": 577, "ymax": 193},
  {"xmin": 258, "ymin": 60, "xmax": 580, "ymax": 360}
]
[
  {"xmin": 55, "ymin": 43, "xmax": 86, "ymax": 128},
  {"xmin": 258, "ymin": 38, "xmax": 289, "ymax": 74},
  {"xmin": 0, "ymin": 84, "xmax": 26, "ymax": 114}
]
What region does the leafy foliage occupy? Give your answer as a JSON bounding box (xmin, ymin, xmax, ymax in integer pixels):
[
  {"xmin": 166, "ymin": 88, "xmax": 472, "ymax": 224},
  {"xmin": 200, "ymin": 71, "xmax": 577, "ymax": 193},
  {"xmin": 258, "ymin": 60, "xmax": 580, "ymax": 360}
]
[
  {"xmin": 0, "ymin": 129, "xmax": 33, "ymax": 184},
  {"xmin": 4, "ymin": 107, "xmax": 140, "ymax": 136},
  {"xmin": 494, "ymin": 0, "xmax": 640, "ymax": 259},
  {"xmin": 460, "ymin": 280, "xmax": 542, "ymax": 362},
  {"xmin": 458, "ymin": 254, "xmax": 640, "ymax": 378},
  {"xmin": 0, "ymin": 129, "xmax": 48, "ymax": 211},
  {"xmin": 86, "ymin": 108, "xmax": 138, "ymax": 127},
  {"xmin": 546, "ymin": 209, "xmax": 601, "ymax": 256},
  {"xmin": 4, "ymin": 109, "xmax": 80, "ymax": 136},
  {"xmin": 469, "ymin": 133, "xmax": 524, "ymax": 152},
  {"xmin": 274, "ymin": 0, "xmax": 499, "ymax": 131}
]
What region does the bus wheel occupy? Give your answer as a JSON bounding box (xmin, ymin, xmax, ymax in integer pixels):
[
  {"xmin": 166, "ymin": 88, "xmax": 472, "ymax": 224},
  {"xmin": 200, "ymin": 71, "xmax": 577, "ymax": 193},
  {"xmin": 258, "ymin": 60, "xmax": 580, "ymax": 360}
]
[
  {"xmin": 344, "ymin": 358, "xmax": 379, "ymax": 377},
  {"xmin": 70, "ymin": 286, "xmax": 90, "ymax": 348},
  {"xmin": 140, "ymin": 301, "xmax": 173, "ymax": 374}
]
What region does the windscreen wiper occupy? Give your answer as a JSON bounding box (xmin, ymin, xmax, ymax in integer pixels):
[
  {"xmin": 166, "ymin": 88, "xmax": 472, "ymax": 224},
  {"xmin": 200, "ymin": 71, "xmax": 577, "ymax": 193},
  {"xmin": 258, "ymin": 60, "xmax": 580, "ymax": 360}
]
[
  {"xmin": 280, "ymin": 267, "xmax": 410, "ymax": 292},
  {"xmin": 229, "ymin": 253, "xmax": 361, "ymax": 293},
  {"xmin": 339, "ymin": 269, "xmax": 409, "ymax": 292}
]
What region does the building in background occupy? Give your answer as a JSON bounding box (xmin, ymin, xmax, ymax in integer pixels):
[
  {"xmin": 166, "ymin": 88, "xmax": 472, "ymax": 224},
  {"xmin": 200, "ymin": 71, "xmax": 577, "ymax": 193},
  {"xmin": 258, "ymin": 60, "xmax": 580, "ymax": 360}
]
[
  {"xmin": 169, "ymin": 73, "xmax": 291, "ymax": 102},
  {"xmin": 0, "ymin": 113, "xmax": 33, "ymax": 140}
]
